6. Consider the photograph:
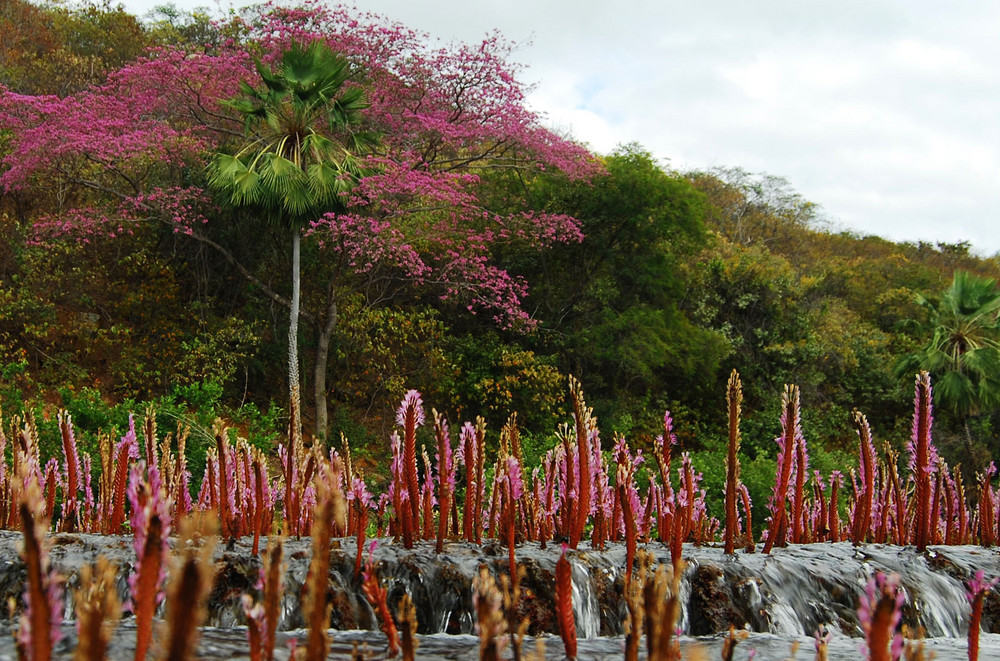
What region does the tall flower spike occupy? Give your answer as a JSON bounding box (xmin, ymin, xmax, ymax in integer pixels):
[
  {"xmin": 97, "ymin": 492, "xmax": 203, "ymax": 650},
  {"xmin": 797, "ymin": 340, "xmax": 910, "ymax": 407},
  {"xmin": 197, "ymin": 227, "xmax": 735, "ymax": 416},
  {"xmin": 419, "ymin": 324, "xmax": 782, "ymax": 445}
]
[
  {"xmin": 397, "ymin": 390, "xmax": 424, "ymax": 539},
  {"xmin": 851, "ymin": 410, "xmax": 877, "ymax": 545},
  {"xmin": 434, "ymin": 410, "xmax": 454, "ymax": 554},
  {"xmin": 724, "ymin": 370, "xmax": 742, "ymax": 554},
  {"xmin": 909, "ymin": 372, "xmax": 936, "ymax": 549},
  {"xmin": 764, "ymin": 384, "xmax": 801, "ymax": 554},
  {"xmin": 58, "ymin": 411, "xmax": 82, "ymax": 532}
]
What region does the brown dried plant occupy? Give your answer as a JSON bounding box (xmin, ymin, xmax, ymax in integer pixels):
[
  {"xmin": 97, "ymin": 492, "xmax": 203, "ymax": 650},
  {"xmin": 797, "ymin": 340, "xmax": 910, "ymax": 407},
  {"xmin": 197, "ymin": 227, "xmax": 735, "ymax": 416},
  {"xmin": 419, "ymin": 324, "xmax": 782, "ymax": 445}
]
[
  {"xmin": 624, "ymin": 551, "xmax": 650, "ymax": 661},
  {"xmin": 161, "ymin": 513, "xmax": 218, "ymax": 661},
  {"xmin": 398, "ymin": 592, "xmax": 419, "ymax": 661},
  {"xmin": 500, "ymin": 567, "xmax": 529, "ymax": 661},
  {"xmin": 474, "ymin": 566, "xmax": 506, "ymax": 661},
  {"xmin": 302, "ymin": 464, "xmax": 338, "ymax": 661},
  {"xmin": 644, "ymin": 559, "xmax": 683, "ymax": 661},
  {"xmin": 74, "ymin": 557, "xmax": 120, "ymax": 661},
  {"xmin": 362, "ymin": 549, "xmax": 400, "ymax": 658}
]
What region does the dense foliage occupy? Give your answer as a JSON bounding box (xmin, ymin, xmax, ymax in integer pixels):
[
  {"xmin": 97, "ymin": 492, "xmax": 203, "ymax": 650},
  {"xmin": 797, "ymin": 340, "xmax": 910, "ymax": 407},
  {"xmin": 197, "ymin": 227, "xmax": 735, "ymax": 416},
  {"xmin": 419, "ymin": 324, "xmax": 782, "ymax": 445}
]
[{"xmin": 3, "ymin": 0, "xmax": 1000, "ymax": 524}]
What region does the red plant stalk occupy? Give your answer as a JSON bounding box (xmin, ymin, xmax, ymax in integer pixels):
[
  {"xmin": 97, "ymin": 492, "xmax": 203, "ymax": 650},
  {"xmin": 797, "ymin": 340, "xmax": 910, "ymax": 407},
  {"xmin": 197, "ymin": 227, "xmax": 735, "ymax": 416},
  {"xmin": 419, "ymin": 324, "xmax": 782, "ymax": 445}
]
[
  {"xmin": 433, "ymin": 411, "xmax": 455, "ymax": 553},
  {"xmin": 43, "ymin": 460, "xmax": 57, "ymax": 524},
  {"xmin": 977, "ymin": 466, "xmax": 996, "ymax": 547},
  {"xmin": 474, "ymin": 418, "xmax": 486, "ymax": 544},
  {"xmin": 944, "ymin": 467, "xmax": 957, "ymax": 545},
  {"xmin": 18, "ymin": 498, "xmax": 60, "ymax": 661},
  {"xmin": 792, "ymin": 435, "xmax": 808, "ymax": 544},
  {"xmin": 280, "ymin": 440, "xmax": 298, "ymax": 538},
  {"xmin": 764, "ymin": 385, "xmax": 800, "ymax": 554},
  {"xmin": 851, "ymin": 411, "xmax": 877, "ymax": 544},
  {"xmin": 724, "ymin": 370, "xmax": 742, "ymax": 554},
  {"xmin": 619, "ymin": 468, "xmax": 637, "ymax": 588},
  {"xmin": 828, "ymin": 472, "xmax": 842, "ymax": 543},
  {"xmin": 931, "ymin": 468, "xmax": 943, "ymax": 544},
  {"xmin": 813, "ymin": 472, "xmax": 828, "ymax": 542},
  {"xmin": 108, "ymin": 435, "xmax": 135, "ymax": 534},
  {"xmin": 244, "ymin": 598, "xmax": 265, "ymax": 661},
  {"xmin": 504, "ymin": 456, "xmax": 524, "ymax": 582},
  {"xmin": 555, "ymin": 546, "xmax": 577, "ymax": 661},
  {"xmin": 58, "ymin": 412, "xmax": 80, "ymax": 532},
  {"xmin": 912, "ymin": 372, "xmax": 934, "ymax": 550},
  {"xmin": 859, "ymin": 572, "xmax": 904, "ymax": 661},
  {"xmin": 460, "ymin": 422, "xmax": 477, "ymax": 542},
  {"xmin": 421, "ymin": 448, "xmax": 435, "ymax": 541},
  {"xmin": 559, "ymin": 435, "xmax": 574, "ymax": 538},
  {"xmin": 954, "ymin": 466, "xmax": 968, "ymax": 544},
  {"xmin": 216, "ymin": 427, "xmax": 234, "ymax": 539},
  {"xmin": 966, "ymin": 571, "xmax": 999, "ymax": 661},
  {"xmin": 569, "ymin": 377, "xmax": 591, "ymax": 550},
  {"xmin": 133, "ymin": 514, "xmax": 164, "ymax": 661},
  {"xmin": 885, "ymin": 447, "xmax": 907, "ymax": 546},
  {"xmin": 263, "ymin": 538, "xmax": 285, "ymax": 661},
  {"xmin": 397, "ymin": 390, "xmax": 425, "ymax": 535},
  {"xmin": 252, "ymin": 457, "xmax": 265, "ymax": 555},
  {"xmin": 352, "ymin": 476, "xmax": 372, "ymax": 579},
  {"xmin": 142, "ymin": 408, "xmax": 158, "ymax": 469},
  {"xmin": 362, "ymin": 544, "xmax": 401, "ymax": 658},
  {"xmin": 739, "ymin": 483, "xmax": 754, "ymax": 552}
]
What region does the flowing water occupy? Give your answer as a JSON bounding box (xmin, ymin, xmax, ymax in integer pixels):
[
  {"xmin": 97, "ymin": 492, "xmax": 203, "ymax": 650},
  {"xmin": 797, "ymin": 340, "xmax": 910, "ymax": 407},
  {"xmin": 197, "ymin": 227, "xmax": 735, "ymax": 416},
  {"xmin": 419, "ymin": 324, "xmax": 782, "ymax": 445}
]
[{"xmin": 1, "ymin": 531, "xmax": 998, "ymax": 659}]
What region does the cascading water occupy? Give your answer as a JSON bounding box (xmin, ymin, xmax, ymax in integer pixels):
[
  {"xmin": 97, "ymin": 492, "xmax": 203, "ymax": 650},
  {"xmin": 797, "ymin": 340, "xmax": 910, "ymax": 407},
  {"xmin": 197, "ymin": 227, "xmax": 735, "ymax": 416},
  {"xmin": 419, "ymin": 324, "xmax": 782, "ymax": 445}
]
[
  {"xmin": 569, "ymin": 557, "xmax": 601, "ymax": 638},
  {"xmin": 4, "ymin": 531, "xmax": 1000, "ymax": 660}
]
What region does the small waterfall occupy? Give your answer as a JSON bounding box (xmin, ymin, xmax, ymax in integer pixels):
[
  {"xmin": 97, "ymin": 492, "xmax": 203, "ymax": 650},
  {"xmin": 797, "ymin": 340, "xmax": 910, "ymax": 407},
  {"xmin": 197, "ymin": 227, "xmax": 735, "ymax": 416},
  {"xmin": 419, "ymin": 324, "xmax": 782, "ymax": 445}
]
[
  {"xmin": 7, "ymin": 531, "xmax": 1000, "ymax": 650},
  {"xmin": 569, "ymin": 558, "xmax": 601, "ymax": 639}
]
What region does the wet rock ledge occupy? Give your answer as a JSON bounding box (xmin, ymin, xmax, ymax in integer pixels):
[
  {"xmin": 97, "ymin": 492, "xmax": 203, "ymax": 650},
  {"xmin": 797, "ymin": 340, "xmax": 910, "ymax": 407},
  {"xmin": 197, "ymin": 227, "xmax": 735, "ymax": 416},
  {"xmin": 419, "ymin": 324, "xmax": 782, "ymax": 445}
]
[{"xmin": 1, "ymin": 531, "xmax": 999, "ymax": 640}]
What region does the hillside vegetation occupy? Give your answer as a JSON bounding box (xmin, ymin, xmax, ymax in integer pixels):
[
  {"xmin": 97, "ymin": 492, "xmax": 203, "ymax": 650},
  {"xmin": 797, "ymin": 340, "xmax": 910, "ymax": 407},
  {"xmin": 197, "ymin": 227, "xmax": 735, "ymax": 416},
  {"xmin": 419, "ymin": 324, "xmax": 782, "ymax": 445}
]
[{"xmin": 2, "ymin": 0, "xmax": 1000, "ymax": 524}]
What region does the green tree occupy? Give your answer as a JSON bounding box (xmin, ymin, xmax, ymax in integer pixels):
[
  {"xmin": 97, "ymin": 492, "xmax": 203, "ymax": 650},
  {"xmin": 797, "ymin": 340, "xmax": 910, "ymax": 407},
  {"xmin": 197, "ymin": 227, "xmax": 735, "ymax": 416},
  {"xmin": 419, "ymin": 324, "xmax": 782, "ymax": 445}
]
[
  {"xmin": 895, "ymin": 271, "xmax": 1000, "ymax": 454},
  {"xmin": 207, "ymin": 40, "xmax": 374, "ymax": 443},
  {"xmin": 525, "ymin": 145, "xmax": 728, "ymax": 434}
]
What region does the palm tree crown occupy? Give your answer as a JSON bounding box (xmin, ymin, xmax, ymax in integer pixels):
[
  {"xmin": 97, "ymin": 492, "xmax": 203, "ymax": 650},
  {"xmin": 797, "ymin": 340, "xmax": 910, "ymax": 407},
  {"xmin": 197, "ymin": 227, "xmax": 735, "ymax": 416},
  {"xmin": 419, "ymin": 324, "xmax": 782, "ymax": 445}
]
[
  {"xmin": 207, "ymin": 39, "xmax": 375, "ymax": 223},
  {"xmin": 895, "ymin": 270, "xmax": 1000, "ymax": 418}
]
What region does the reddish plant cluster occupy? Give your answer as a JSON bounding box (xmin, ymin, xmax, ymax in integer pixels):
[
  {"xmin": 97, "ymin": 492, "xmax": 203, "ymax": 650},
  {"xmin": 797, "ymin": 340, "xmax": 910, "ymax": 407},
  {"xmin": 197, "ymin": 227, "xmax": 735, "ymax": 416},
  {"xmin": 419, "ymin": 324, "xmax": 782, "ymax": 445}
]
[{"xmin": 7, "ymin": 369, "xmax": 1000, "ymax": 661}]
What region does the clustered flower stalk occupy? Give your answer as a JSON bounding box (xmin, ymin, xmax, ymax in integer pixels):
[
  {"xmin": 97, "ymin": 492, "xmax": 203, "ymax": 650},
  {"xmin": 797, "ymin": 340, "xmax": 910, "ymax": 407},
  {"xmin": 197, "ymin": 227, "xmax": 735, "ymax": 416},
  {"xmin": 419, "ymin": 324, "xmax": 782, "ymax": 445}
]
[
  {"xmin": 859, "ymin": 572, "xmax": 905, "ymax": 661},
  {"xmin": 8, "ymin": 367, "xmax": 1000, "ymax": 661},
  {"xmin": 966, "ymin": 570, "xmax": 999, "ymax": 661},
  {"xmin": 554, "ymin": 546, "xmax": 577, "ymax": 661},
  {"xmin": 363, "ymin": 542, "xmax": 401, "ymax": 658},
  {"xmin": 763, "ymin": 385, "xmax": 801, "ymax": 554}
]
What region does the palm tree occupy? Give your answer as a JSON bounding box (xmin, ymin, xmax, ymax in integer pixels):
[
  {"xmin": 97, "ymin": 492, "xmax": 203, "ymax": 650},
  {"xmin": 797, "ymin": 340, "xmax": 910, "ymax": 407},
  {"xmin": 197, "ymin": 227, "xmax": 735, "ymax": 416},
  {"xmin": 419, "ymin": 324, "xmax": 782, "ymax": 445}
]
[
  {"xmin": 895, "ymin": 270, "xmax": 1000, "ymax": 443},
  {"xmin": 207, "ymin": 40, "xmax": 375, "ymax": 443}
]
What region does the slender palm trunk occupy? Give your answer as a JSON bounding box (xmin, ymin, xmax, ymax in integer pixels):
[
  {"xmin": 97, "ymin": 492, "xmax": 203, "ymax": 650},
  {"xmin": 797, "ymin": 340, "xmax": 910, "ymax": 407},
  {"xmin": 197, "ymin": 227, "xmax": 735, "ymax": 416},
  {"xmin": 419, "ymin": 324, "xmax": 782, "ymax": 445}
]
[{"xmin": 289, "ymin": 229, "xmax": 302, "ymax": 444}]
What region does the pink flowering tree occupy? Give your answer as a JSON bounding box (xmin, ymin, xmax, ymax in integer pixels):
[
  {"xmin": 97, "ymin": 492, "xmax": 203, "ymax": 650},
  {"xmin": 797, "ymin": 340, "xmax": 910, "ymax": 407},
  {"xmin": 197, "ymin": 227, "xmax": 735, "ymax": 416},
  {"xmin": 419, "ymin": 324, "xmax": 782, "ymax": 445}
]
[{"xmin": 0, "ymin": 3, "xmax": 597, "ymax": 441}]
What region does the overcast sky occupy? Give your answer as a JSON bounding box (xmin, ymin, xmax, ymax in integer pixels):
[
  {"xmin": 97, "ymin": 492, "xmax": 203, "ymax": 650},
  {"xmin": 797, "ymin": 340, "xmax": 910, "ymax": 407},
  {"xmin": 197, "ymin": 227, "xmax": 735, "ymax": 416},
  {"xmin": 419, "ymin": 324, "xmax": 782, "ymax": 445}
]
[{"xmin": 122, "ymin": 0, "xmax": 1000, "ymax": 255}]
